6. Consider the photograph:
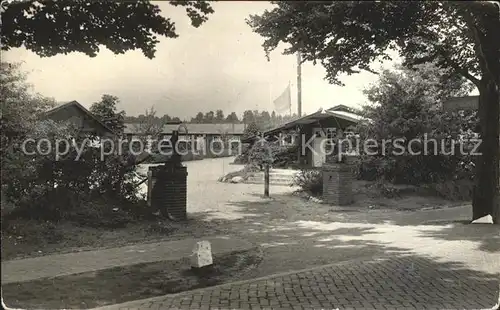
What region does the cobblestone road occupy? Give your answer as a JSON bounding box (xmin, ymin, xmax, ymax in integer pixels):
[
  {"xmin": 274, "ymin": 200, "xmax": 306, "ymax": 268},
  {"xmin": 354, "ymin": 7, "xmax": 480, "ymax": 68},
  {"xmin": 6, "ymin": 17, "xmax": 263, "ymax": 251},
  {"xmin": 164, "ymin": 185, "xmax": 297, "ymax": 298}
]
[{"xmin": 96, "ymin": 256, "xmax": 499, "ymax": 310}]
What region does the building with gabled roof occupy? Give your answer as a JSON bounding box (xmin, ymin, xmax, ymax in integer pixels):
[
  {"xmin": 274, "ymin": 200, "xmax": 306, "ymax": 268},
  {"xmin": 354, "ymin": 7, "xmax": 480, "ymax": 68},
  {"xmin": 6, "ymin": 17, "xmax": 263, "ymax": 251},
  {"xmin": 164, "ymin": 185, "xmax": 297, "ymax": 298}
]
[{"xmin": 42, "ymin": 100, "xmax": 116, "ymax": 137}]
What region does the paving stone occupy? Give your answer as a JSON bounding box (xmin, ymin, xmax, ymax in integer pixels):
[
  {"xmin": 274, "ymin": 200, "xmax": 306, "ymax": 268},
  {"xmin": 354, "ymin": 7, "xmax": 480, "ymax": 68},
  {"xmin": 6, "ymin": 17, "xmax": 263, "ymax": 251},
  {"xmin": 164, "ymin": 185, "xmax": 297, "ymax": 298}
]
[{"xmin": 96, "ymin": 256, "xmax": 499, "ymax": 310}]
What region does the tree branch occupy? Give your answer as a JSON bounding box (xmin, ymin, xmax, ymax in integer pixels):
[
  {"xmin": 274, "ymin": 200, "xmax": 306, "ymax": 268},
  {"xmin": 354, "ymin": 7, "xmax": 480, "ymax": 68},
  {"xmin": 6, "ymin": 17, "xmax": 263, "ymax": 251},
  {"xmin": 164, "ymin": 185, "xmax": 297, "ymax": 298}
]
[
  {"xmin": 459, "ymin": 4, "xmax": 493, "ymax": 80},
  {"xmin": 446, "ymin": 57, "xmax": 481, "ymax": 87},
  {"xmin": 433, "ymin": 44, "xmax": 482, "ymax": 87}
]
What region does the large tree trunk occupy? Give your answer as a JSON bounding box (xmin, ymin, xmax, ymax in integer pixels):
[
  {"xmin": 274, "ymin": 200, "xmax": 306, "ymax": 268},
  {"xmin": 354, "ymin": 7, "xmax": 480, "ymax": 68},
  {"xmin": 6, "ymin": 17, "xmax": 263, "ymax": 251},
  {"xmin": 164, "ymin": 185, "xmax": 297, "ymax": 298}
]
[
  {"xmin": 473, "ymin": 80, "xmax": 499, "ymax": 223},
  {"xmin": 471, "ymin": 8, "xmax": 500, "ymax": 223}
]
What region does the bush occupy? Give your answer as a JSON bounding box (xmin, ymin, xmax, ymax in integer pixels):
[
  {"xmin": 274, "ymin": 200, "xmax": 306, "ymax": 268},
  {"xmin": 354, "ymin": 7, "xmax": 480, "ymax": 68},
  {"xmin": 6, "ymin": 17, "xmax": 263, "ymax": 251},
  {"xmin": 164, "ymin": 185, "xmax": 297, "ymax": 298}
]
[
  {"xmin": 2, "ymin": 120, "xmax": 142, "ymax": 221},
  {"xmin": 245, "ymin": 139, "xmax": 274, "ymax": 171},
  {"xmin": 354, "ymin": 62, "xmax": 477, "ymax": 186},
  {"xmin": 426, "ymin": 179, "xmax": 474, "ymax": 201},
  {"xmin": 292, "ymin": 169, "xmax": 323, "ymax": 196},
  {"xmin": 1, "ymin": 62, "xmax": 145, "ymax": 224},
  {"xmin": 273, "ymin": 144, "xmax": 299, "ymax": 168}
]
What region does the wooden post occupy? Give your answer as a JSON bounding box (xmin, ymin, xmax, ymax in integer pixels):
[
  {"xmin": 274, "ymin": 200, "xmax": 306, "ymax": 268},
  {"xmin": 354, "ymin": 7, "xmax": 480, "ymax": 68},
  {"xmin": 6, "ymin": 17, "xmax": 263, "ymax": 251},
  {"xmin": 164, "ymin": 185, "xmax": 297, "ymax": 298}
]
[{"xmin": 264, "ymin": 164, "xmax": 270, "ymax": 197}]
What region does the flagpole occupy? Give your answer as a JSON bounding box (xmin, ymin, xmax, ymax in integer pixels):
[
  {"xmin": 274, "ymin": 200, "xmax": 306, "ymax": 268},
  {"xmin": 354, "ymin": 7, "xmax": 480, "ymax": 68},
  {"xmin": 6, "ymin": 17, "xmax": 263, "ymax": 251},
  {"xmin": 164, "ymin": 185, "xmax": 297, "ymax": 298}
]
[
  {"xmin": 288, "ymin": 80, "xmax": 292, "ymax": 117},
  {"xmin": 296, "ymin": 51, "xmax": 302, "ymax": 117},
  {"xmin": 269, "ymin": 82, "xmax": 272, "ymax": 113},
  {"xmin": 296, "ymin": 51, "xmax": 302, "ymax": 165}
]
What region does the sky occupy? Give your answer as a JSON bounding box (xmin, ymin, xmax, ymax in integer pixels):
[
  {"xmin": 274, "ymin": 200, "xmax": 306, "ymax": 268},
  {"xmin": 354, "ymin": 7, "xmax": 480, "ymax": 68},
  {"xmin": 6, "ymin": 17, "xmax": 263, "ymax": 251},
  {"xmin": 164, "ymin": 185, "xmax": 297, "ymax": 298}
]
[{"xmin": 4, "ymin": 1, "xmax": 400, "ymax": 120}]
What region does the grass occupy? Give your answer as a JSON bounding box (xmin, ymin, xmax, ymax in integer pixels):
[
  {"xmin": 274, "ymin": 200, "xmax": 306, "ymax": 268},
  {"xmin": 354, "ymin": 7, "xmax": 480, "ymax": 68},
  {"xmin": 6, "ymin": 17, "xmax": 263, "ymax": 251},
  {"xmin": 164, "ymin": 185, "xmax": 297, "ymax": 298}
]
[
  {"xmin": 292, "ymin": 179, "xmax": 468, "ymax": 212},
  {"xmin": 2, "ymin": 248, "xmax": 263, "ymax": 309},
  {"xmin": 1, "ymin": 217, "xmax": 223, "ymax": 261}
]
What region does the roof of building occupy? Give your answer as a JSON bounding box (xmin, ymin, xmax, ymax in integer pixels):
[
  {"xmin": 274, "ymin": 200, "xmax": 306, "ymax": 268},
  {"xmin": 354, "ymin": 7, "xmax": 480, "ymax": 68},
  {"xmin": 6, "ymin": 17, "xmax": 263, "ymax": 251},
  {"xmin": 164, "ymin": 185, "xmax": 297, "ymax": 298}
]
[
  {"xmin": 266, "ymin": 106, "xmax": 367, "ymax": 134},
  {"xmin": 124, "ymin": 122, "xmax": 245, "ymax": 135},
  {"xmin": 43, "ymin": 100, "xmax": 116, "ymax": 136},
  {"xmin": 240, "ymin": 106, "xmax": 368, "ymax": 143},
  {"xmin": 327, "ymin": 104, "xmax": 361, "ymax": 114},
  {"xmin": 326, "ymin": 109, "xmax": 368, "ymax": 123}
]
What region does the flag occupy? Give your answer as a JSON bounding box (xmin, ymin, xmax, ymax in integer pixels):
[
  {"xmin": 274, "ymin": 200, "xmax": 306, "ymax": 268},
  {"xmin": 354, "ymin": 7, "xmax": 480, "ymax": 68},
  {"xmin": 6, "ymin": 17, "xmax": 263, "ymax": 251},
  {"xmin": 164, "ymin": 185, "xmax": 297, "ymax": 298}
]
[{"xmin": 273, "ymin": 83, "xmax": 291, "ymax": 114}]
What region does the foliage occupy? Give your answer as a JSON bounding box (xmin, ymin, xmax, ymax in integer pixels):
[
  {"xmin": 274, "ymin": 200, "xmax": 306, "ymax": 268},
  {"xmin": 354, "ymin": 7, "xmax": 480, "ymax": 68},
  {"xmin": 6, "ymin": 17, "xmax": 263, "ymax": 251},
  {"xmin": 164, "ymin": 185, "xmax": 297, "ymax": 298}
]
[
  {"xmin": 426, "ymin": 179, "xmax": 474, "ymax": 201},
  {"xmin": 125, "ymin": 113, "xmax": 179, "ymax": 124},
  {"xmin": 0, "ymin": 62, "xmax": 55, "ymax": 158},
  {"xmin": 248, "ymin": 2, "xmax": 498, "ymax": 87},
  {"xmin": 242, "ymin": 121, "xmax": 261, "ymax": 141},
  {"xmin": 131, "ymin": 105, "xmax": 166, "ymax": 156},
  {"xmin": 233, "ymin": 144, "xmax": 251, "ymax": 165},
  {"xmin": 292, "ymin": 169, "xmax": 322, "ymax": 196},
  {"xmin": 3, "ymin": 119, "xmax": 142, "ymax": 221},
  {"xmin": 125, "ymin": 109, "xmax": 295, "ymax": 126},
  {"xmin": 1, "ymin": 0, "xmax": 214, "ymax": 58},
  {"xmin": 248, "ymin": 1, "xmax": 499, "ymax": 221},
  {"xmin": 246, "ymin": 138, "xmax": 274, "ymax": 171},
  {"xmin": 89, "ymin": 94, "xmax": 126, "ymax": 135},
  {"xmin": 225, "ymin": 112, "xmax": 239, "ymax": 123},
  {"xmin": 245, "ymin": 138, "xmax": 296, "ymax": 171},
  {"xmin": 1, "ymin": 62, "xmax": 142, "ymax": 223},
  {"xmin": 1, "ymin": 62, "xmax": 56, "ymax": 198},
  {"xmin": 272, "ymin": 144, "xmax": 299, "ymax": 168},
  {"xmin": 215, "ymin": 109, "xmax": 224, "ymax": 121},
  {"xmin": 355, "ymin": 63, "xmax": 478, "ymax": 185}
]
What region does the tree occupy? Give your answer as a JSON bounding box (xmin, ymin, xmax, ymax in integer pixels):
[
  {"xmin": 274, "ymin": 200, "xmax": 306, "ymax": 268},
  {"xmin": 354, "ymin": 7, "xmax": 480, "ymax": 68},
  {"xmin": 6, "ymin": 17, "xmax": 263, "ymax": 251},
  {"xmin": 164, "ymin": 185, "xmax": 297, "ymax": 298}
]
[
  {"xmin": 192, "ymin": 112, "xmax": 204, "ymax": 123},
  {"xmin": 1, "ymin": 61, "xmax": 56, "ymax": 194},
  {"xmin": 215, "ymin": 109, "xmax": 225, "ymax": 122},
  {"xmin": 0, "ymin": 62, "xmax": 55, "ymax": 158},
  {"xmin": 1, "ymin": 1, "xmax": 214, "ymax": 58},
  {"xmin": 171, "ymin": 116, "xmax": 181, "ymax": 123},
  {"xmin": 225, "ymin": 112, "xmax": 240, "ymax": 123},
  {"xmin": 160, "ymin": 114, "xmax": 172, "ymax": 123},
  {"xmin": 243, "ymin": 121, "xmax": 261, "ymax": 141},
  {"xmin": 132, "ymin": 106, "xmax": 165, "ymax": 156},
  {"xmin": 271, "ymin": 111, "xmax": 277, "ymax": 127},
  {"xmin": 242, "ymin": 110, "xmax": 254, "ymax": 124},
  {"xmin": 248, "ymin": 1, "xmax": 500, "ymax": 223},
  {"xmin": 357, "ymin": 62, "xmax": 477, "ymax": 184},
  {"xmin": 204, "ymin": 111, "xmax": 215, "ymax": 123},
  {"xmin": 90, "ymin": 95, "xmax": 125, "ymax": 135},
  {"xmin": 1, "ymin": 63, "xmax": 140, "ymax": 217},
  {"xmin": 260, "ymin": 111, "xmax": 272, "ymax": 130}
]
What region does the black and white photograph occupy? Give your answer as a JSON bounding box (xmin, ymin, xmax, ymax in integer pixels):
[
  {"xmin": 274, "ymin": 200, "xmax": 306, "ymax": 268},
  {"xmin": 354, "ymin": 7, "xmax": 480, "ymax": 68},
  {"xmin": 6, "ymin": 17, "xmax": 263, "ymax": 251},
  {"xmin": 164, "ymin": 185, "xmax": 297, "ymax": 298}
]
[{"xmin": 1, "ymin": 1, "xmax": 499, "ymax": 309}]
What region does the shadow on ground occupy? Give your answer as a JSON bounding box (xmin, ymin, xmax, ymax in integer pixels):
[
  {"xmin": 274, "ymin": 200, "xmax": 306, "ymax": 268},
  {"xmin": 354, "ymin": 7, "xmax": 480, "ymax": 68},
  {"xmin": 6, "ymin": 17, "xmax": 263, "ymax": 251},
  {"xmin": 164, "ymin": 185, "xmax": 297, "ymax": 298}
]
[
  {"xmin": 3, "ymin": 185, "xmax": 499, "ymax": 309},
  {"xmin": 187, "ymin": 191, "xmax": 499, "ymax": 307}
]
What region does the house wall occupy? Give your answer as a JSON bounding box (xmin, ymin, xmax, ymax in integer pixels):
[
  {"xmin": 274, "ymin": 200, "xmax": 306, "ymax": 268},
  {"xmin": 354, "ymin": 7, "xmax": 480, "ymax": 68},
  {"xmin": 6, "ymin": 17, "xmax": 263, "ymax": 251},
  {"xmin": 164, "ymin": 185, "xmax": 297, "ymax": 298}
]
[{"xmin": 300, "ymin": 119, "xmax": 358, "ymax": 168}]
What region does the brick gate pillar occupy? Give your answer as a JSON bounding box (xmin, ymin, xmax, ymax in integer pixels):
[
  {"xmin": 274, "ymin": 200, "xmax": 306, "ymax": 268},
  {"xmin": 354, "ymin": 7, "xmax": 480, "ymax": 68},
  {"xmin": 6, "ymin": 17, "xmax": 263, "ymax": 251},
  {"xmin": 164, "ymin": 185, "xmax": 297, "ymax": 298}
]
[
  {"xmin": 149, "ymin": 163, "xmax": 188, "ymax": 220},
  {"xmin": 322, "ymin": 163, "xmax": 354, "ymax": 205}
]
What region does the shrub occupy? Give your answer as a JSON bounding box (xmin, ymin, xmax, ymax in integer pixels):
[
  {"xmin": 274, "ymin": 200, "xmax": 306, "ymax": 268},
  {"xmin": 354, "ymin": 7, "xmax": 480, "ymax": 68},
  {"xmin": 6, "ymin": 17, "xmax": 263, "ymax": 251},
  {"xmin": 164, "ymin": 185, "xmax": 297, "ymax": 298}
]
[
  {"xmin": 426, "ymin": 179, "xmax": 474, "ymax": 201},
  {"xmin": 273, "ymin": 144, "xmax": 299, "ymax": 168},
  {"xmin": 246, "ymin": 138, "xmax": 274, "ymax": 171},
  {"xmin": 3, "ymin": 120, "xmax": 142, "ymax": 221},
  {"xmin": 233, "ymin": 144, "xmax": 252, "ymax": 164},
  {"xmin": 242, "ymin": 121, "xmax": 261, "ymax": 141},
  {"xmin": 293, "ymin": 169, "xmax": 323, "ymax": 196},
  {"xmin": 354, "ymin": 62, "xmax": 477, "ymax": 185},
  {"xmin": 1, "ymin": 62, "xmax": 143, "ymax": 224}
]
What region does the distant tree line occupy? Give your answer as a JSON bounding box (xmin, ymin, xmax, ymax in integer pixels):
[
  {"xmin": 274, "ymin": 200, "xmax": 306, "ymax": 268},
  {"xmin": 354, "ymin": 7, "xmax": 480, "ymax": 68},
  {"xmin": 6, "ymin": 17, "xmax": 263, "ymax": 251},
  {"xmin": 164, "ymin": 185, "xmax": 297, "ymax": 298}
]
[{"xmin": 124, "ymin": 109, "xmax": 299, "ymax": 131}]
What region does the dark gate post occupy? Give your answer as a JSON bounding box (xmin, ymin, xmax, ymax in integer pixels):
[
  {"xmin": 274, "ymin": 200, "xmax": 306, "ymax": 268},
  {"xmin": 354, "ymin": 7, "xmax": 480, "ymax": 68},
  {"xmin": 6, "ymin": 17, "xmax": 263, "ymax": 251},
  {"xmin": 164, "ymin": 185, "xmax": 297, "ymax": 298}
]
[
  {"xmin": 149, "ymin": 123, "xmax": 189, "ymax": 221},
  {"xmin": 264, "ymin": 164, "xmax": 270, "ymax": 197}
]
